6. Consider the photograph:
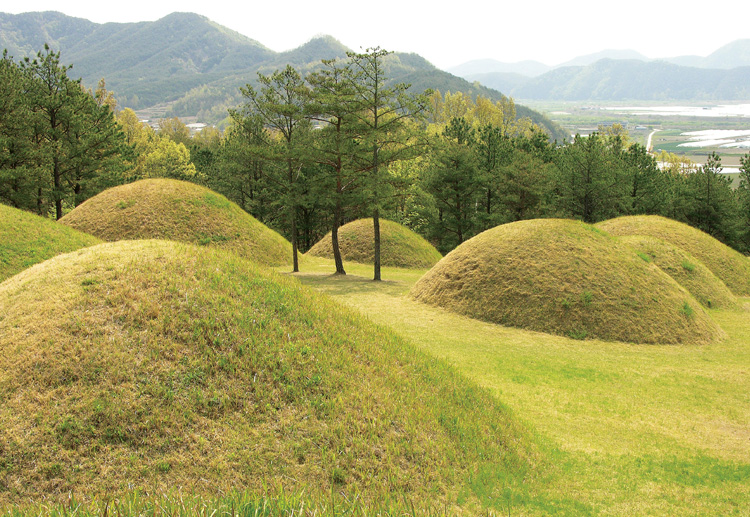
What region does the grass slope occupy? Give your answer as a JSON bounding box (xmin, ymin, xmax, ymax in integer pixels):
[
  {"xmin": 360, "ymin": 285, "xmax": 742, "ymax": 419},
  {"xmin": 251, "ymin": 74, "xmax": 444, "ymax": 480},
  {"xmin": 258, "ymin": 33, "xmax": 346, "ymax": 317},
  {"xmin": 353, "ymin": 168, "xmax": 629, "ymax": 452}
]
[
  {"xmin": 296, "ymin": 262, "xmax": 750, "ymax": 514},
  {"xmin": 0, "ymin": 240, "xmax": 535, "ymax": 509},
  {"xmin": 0, "ymin": 203, "xmax": 101, "ymax": 282},
  {"xmin": 411, "ymin": 219, "xmax": 724, "ymax": 344},
  {"xmin": 620, "ymin": 235, "xmax": 738, "ymax": 309},
  {"xmin": 598, "ymin": 215, "xmax": 750, "ymax": 296},
  {"xmin": 306, "ymin": 218, "xmax": 442, "ymax": 269},
  {"xmin": 59, "ymin": 179, "xmax": 292, "ymax": 267}
]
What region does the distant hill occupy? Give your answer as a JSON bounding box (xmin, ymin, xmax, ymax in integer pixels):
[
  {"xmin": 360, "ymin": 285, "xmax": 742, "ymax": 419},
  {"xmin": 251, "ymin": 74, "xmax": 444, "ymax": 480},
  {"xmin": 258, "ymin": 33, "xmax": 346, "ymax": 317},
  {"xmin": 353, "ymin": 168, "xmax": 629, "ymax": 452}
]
[
  {"xmin": 557, "ymin": 49, "xmax": 651, "ymax": 68},
  {"xmin": 698, "ymin": 39, "xmax": 750, "ymax": 69},
  {"xmin": 511, "ymin": 59, "xmax": 750, "ymax": 101},
  {"xmin": 0, "ymin": 11, "xmax": 566, "ymax": 139},
  {"xmin": 449, "ymin": 40, "xmax": 750, "ymax": 102},
  {"xmin": 448, "ymin": 59, "xmax": 551, "ymax": 78}
]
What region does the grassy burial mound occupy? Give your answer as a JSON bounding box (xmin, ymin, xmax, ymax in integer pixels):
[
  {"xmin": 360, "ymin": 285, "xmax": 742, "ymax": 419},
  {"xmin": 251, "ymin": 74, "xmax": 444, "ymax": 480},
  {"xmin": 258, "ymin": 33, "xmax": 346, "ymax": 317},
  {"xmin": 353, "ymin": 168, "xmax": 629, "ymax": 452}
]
[
  {"xmin": 620, "ymin": 235, "xmax": 738, "ymax": 310},
  {"xmin": 0, "ymin": 204, "xmax": 101, "ymax": 282},
  {"xmin": 59, "ymin": 178, "xmax": 292, "ymax": 267},
  {"xmin": 411, "ymin": 219, "xmax": 724, "ymax": 345},
  {"xmin": 0, "ymin": 240, "xmax": 534, "ymax": 508},
  {"xmin": 306, "ymin": 218, "xmax": 442, "ymax": 269},
  {"xmin": 598, "ymin": 215, "xmax": 750, "ymax": 296}
]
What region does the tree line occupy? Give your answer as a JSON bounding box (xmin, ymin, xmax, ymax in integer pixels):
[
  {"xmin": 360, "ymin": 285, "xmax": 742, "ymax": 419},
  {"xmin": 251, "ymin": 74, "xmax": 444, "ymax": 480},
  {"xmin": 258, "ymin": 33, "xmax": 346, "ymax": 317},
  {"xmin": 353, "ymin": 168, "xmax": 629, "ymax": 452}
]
[{"xmin": 2, "ymin": 46, "xmax": 750, "ymax": 276}]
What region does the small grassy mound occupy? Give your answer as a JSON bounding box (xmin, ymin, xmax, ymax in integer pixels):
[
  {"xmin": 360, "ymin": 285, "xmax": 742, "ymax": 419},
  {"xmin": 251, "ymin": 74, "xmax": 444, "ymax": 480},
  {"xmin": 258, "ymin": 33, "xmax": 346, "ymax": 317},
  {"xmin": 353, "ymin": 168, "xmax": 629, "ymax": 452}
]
[
  {"xmin": 598, "ymin": 215, "xmax": 750, "ymax": 296},
  {"xmin": 620, "ymin": 235, "xmax": 738, "ymax": 310},
  {"xmin": 0, "ymin": 240, "xmax": 534, "ymax": 508},
  {"xmin": 59, "ymin": 179, "xmax": 292, "ymax": 267},
  {"xmin": 411, "ymin": 219, "xmax": 724, "ymax": 344},
  {"xmin": 306, "ymin": 218, "xmax": 442, "ymax": 269},
  {"xmin": 0, "ymin": 204, "xmax": 101, "ymax": 282}
]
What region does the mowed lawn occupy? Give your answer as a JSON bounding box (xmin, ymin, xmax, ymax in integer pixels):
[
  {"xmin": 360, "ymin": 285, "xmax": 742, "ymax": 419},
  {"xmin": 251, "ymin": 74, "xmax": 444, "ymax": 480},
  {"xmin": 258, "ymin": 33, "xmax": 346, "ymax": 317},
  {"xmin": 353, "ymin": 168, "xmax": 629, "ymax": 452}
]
[{"xmin": 293, "ymin": 258, "xmax": 750, "ymax": 515}]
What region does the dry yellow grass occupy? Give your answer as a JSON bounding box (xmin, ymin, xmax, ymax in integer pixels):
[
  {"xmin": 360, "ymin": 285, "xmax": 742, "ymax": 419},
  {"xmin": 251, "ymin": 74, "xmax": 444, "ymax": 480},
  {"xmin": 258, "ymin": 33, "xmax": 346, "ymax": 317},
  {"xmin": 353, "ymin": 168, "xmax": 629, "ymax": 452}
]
[
  {"xmin": 598, "ymin": 215, "xmax": 750, "ymax": 296},
  {"xmin": 411, "ymin": 219, "xmax": 724, "ymax": 345},
  {"xmin": 619, "ymin": 235, "xmax": 738, "ymax": 309},
  {"xmin": 306, "ymin": 218, "xmax": 442, "ymax": 269},
  {"xmin": 0, "ymin": 240, "xmax": 534, "ymax": 508},
  {"xmin": 59, "ymin": 178, "xmax": 292, "ymax": 267}
]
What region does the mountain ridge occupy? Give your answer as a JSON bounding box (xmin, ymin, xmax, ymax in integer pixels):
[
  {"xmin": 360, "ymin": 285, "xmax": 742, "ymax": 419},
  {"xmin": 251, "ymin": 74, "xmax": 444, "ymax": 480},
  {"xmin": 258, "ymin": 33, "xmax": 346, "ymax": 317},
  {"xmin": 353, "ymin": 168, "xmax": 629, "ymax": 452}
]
[
  {"xmin": 0, "ymin": 10, "xmax": 566, "ymax": 139},
  {"xmin": 449, "ymin": 40, "xmax": 750, "ymax": 102}
]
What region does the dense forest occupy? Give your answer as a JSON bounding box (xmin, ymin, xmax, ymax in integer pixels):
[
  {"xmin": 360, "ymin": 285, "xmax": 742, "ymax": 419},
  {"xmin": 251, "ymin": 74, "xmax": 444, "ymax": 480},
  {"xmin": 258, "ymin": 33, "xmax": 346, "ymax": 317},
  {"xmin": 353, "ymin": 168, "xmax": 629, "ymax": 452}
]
[{"xmin": 2, "ymin": 46, "xmax": 750, "ymax": 265}]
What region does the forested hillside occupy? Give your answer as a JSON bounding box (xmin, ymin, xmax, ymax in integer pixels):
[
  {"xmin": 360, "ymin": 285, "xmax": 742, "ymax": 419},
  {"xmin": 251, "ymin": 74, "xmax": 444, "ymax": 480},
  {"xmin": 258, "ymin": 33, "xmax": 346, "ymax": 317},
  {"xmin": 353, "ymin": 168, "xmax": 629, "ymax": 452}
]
[{"xmin": 0, "ymin": 10, "xmax": 564, "ymax": 138}]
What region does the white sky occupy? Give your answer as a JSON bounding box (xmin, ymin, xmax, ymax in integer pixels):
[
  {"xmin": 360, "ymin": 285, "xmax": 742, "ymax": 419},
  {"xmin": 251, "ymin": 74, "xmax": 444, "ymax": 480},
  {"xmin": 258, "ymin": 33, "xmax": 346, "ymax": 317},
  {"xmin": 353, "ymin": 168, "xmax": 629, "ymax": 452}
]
[{"xmin": 2, "ymin": 1, "xmax": 748, "ymax": 69}]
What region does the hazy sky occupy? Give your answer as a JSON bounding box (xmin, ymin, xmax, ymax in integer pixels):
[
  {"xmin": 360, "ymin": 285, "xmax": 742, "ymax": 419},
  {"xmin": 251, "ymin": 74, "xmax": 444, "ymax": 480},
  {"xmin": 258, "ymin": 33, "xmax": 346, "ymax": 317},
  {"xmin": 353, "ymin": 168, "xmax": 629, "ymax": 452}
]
[{"xmin": 3, "ymin": 1, "xmax": 747, "ymax": 69}]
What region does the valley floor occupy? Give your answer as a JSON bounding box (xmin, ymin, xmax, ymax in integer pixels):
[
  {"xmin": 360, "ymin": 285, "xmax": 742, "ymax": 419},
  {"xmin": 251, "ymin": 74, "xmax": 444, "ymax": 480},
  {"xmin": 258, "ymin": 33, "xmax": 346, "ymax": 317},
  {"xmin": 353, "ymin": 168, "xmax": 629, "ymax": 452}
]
[{"xmin": 293, "ymin": 259, "xmax": 750, "ymax": 515}]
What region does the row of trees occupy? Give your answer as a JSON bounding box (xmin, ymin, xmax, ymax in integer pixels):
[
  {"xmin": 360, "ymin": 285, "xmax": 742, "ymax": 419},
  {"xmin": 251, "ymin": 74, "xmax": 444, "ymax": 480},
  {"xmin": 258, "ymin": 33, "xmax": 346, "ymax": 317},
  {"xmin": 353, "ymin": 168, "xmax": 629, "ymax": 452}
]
[
  {"xmin": 214, "ymin": 48, "xmax": 433, "ymax": 279},
  {"xmin": 2, "ymin": 46, "xmax": 749, "ymax": 274},
  {"xmin": 0, "ymin": 46, "xmax": 127, "ymax": 220},
  {"xmin": 0, "ymin": 46, "xmax": 212, "ymax": 221}
]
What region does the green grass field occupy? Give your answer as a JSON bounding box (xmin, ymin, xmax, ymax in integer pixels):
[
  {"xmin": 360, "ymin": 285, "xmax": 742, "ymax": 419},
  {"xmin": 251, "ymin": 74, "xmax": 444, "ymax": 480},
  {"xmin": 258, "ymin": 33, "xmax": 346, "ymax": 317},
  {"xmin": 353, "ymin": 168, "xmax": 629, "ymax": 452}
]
[{"xmin": 294, "ymin": 257, "xmax": 750, "ymax": 515}]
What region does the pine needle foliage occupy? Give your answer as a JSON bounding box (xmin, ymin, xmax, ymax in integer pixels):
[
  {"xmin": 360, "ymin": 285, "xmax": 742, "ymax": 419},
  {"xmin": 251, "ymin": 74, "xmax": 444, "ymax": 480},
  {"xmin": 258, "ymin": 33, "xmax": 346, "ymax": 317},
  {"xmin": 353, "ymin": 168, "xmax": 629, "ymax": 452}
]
[
  {"xmin": 411, "ymin": 219, "xmax": 725, "ymax": 344},
  {"xmin": 58, "ymin": 178, "xmax": 292, "ymax": 267}
]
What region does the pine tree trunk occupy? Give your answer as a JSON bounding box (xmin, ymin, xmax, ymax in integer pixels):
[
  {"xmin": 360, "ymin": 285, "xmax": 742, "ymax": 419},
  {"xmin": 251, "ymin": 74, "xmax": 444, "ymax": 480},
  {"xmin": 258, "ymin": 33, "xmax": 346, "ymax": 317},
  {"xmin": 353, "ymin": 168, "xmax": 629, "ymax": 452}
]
[
  {"xmin": 332, "ymin": 199, "xmax": 346, "ymax": 275},
  {"xmin": 373, "ymin": 208, "xmax": 381, "ymax": 281},
  {"xmin": 291, "ymin": 209, "xmax": 299, "ymax": 273}
]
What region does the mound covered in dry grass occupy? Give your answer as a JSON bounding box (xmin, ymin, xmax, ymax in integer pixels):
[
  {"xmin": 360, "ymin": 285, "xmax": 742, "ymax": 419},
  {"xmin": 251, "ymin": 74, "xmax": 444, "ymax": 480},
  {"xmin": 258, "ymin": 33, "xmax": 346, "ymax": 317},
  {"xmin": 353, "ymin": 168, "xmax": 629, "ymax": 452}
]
[
  {"xmin": 306, "ymin": 218, "xmax": 442, "ymax": 269},
  {"xmin": 598, "ymin": 215, "xmax": 750, "ymax": 296},
  {"xmin": 0, "ymin": 204, "xmax": 101, "ymax": 282},
  {"xmin": 411, "ymin": 219, "xmax": 724, "ymax": 344},
  {"xmin": 620, "ymin": 235, "xmax": 738, "ymax": 309},
  {"xmin": 59, "ymin": 179, "xmax": 292, "ymax": 267},
  {"xmin": 0, "ymin": 240, "xmax": 534, "ymax": 507}
]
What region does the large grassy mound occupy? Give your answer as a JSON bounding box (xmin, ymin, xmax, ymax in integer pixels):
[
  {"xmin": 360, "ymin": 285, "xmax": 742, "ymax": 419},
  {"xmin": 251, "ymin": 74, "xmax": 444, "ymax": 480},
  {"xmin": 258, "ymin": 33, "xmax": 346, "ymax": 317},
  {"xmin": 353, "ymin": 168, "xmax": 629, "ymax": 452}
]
[
  {"xmin": 597, "ymin": 215, "xmax": 750, "ymax": 296},
  {"xmin": 59, "ymin": 179, "xmax": 292, "ymax": 267},
  {"xmin": 0, "ymin": 204, "xmax": 101, "ymax": 282},
  {"xmin": 411, "ymin": 219, "xmax": 724, "ymax": 344},
  {"xmin": 620, "ymin": 235, "xmax": 738, "ymax": 310},
  {"xmin": 0, "ymin": 240, "xmax": 534, "ymax": 507},
  {"xmin": 306, "ymin": 218, "xmax": 442, "ymax": 269}
]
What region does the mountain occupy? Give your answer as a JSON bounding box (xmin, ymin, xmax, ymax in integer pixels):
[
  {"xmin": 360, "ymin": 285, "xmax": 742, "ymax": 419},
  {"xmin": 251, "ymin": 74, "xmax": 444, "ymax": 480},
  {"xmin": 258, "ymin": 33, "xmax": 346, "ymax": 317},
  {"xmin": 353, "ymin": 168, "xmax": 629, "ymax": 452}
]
[
  {"xmin": 556, "ymin": 49, "xmax": 650, "ymax": 68},
  {"xmin": 448, "ymin": 59, "xmax": 551, "ymax": 78},
  {"xmin": 448, "ymin": 40, "xmax": 750, "ymax": 102},
  {"xmin": 699, "ymin": 39, "xmax": 750, "ymax": 69},
  {"xmin": 460, "ymin": 72, "xmax": 531, "ymax": 97},
  {"xmin": 0, "ymin": 11, "xmax": 566, "ymax": 140},
  {"xmin": 511, "ymin": 59, "xmax": 750, "ymax": 101}
]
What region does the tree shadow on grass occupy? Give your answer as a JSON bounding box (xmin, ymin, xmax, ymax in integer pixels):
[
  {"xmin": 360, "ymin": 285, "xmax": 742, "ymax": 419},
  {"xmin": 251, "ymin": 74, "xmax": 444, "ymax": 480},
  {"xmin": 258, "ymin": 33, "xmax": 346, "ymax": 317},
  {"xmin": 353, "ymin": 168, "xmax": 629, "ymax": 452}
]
[{"xmin": 291, "ymin": 272, "xmax": 410, "ymax": 298}]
